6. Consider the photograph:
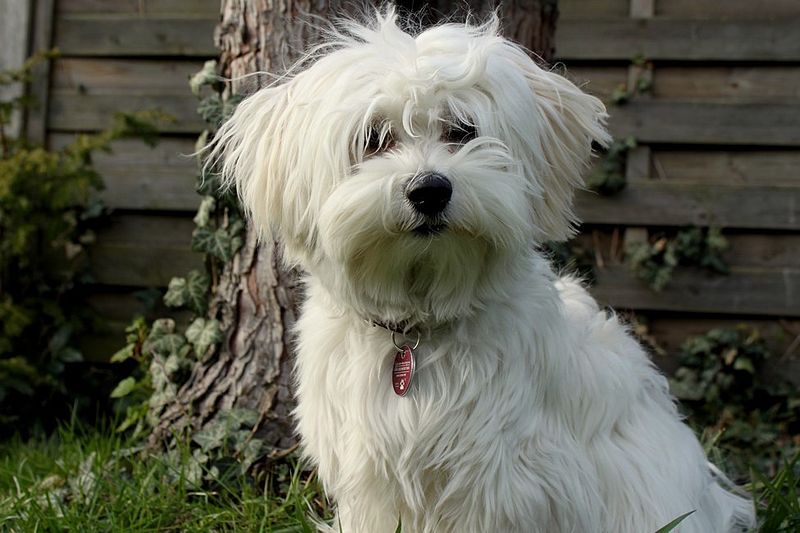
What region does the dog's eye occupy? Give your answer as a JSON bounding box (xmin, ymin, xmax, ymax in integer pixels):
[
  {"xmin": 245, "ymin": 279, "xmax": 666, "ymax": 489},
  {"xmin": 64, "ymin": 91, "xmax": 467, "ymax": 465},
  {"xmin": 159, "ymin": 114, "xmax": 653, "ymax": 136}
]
[
  {"xmin": 443, "ymin": 122, "xmax": 478, "ymax": 145},
  {"xmin": 365, "ymin": 127, "xmax": 394, "ymax": 156}
]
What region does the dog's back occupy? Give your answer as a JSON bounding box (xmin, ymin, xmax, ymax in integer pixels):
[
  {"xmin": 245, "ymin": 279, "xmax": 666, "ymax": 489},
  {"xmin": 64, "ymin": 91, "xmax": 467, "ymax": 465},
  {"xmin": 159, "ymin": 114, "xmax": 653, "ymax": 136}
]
[{"xmin": 555, "ymin": 277, "xmax": 757, "ymax": 533}]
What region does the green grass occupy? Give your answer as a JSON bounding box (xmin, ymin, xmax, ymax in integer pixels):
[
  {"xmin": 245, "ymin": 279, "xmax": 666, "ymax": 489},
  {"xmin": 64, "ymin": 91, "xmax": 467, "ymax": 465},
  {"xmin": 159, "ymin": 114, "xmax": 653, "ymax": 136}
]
[
  {"xmin": 0, "ymin": 420, "xmax": 328, "ymax": 532},
  {"xmin": 2, "ymin": 421, "xmax": 799, "ymax": 532},
  {"xmin": 751, "ymin": 453, "xmax": 800, "ymax": 532}
]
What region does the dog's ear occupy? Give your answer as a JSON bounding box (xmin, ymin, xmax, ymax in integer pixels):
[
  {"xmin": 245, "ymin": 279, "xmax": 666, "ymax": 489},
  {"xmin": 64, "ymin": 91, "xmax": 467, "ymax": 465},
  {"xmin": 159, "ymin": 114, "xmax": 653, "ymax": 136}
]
[
  {"xmin": 211, "ymin": 82, "xmax": 319, "ymax": 263},
  {"xmin": 505, "ymin": 51, "xmax": 610, "ymax": 242}
]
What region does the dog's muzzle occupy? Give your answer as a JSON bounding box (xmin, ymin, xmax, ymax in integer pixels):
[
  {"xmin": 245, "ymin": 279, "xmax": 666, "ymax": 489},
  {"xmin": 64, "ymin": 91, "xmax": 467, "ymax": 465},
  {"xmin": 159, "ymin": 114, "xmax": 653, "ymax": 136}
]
[{"xmin": 406, "ymin": 172, "xmax": 452, "ymax": 217}]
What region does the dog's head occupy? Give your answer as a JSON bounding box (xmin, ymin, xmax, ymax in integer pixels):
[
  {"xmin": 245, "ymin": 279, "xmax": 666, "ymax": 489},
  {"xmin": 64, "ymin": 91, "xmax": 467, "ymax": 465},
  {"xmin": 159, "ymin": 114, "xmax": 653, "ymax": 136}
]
[{"xmin": 214, "ymin": 9, "xmax": 609, "ymax": 324}]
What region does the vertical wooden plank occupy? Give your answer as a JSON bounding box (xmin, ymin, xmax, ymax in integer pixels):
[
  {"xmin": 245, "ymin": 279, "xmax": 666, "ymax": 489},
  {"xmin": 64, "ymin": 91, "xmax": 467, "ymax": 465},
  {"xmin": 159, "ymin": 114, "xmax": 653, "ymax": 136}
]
[
  {"xmin": 625, "ymin": 145, "xmax": 651, "ymax": 182},
  {"xmin": 629, "ymin": 0, "xmax": 654, "ymax": 19},
  {"xmin": 26, "ymin": 0, "xmax": 55, "ymax": 146},
  {"xmin": 627, "ymin": 62, "xmax": 653, "ymax": 100},
  {"xmin": 624, "ymin": 59, "xmax": 652, "ymax": 184},
  {"xmin": 0, "ymin": 0, "xmax": 33, "ymax": 140}
]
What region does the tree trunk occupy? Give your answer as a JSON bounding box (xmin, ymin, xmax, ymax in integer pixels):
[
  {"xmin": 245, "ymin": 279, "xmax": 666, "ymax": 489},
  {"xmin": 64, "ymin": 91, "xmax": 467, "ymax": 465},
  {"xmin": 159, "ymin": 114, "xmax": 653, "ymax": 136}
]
[{"xmin": 150, "ymin": 0, "xmax": 558, "ymax": 459}]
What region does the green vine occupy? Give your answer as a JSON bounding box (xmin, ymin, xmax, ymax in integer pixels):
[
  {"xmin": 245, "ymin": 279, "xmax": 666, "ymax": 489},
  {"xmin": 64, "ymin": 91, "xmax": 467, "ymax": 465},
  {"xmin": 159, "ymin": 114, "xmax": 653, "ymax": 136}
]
[
  {"xmin": 625, "ymin": 227, "xmax": 729, "ymax": 291},
  {"xmin": 671, "ymin": 326, "xmax": 799, "ymax": 476},
  {"xmin": 0, "ymin": 51, "xmax": 165, "ymax": 433},
  {"xmin": 110, "ymin": 60, "xmax": 245, "ymax": 454},
  {"xmin": 611, "ymin": 56, "xmax": 653, "ymax": 106},
  {"xmin": 586, "ymin": 136, "xmax": 636, "ymax": 195},
  {"xmin": 587, "ymin": 55, "xmax": 653, "ymax": 197}
]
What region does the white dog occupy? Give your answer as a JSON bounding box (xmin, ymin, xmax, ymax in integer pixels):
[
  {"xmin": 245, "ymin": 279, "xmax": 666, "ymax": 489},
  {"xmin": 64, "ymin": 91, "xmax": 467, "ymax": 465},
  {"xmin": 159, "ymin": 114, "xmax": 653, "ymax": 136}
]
[{"xmin": 213, "ymin": 9, "xmax": 755, "ymax": 533}]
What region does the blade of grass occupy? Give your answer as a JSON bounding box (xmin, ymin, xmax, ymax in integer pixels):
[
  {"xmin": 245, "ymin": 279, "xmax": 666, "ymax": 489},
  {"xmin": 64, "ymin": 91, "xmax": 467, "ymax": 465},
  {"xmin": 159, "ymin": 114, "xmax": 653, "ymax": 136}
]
[{"xmin": 654, "ymin": 510, "xmax": 695, "ymax": 533}]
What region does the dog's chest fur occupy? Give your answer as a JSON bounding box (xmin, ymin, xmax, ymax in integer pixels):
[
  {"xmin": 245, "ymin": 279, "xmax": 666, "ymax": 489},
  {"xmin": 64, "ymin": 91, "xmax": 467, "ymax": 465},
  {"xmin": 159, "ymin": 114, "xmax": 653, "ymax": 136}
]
[{"xmin": 292, "ymin": 270, "xmax": 728, "ymax": 533}]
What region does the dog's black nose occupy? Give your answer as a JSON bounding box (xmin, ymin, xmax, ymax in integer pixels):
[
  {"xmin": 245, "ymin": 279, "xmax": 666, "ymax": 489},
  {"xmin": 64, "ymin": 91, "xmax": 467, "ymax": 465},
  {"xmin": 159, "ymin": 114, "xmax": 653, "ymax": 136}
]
[{"xmin": 406, "ymin": 173, "xmax": 452, "ymax": 216}]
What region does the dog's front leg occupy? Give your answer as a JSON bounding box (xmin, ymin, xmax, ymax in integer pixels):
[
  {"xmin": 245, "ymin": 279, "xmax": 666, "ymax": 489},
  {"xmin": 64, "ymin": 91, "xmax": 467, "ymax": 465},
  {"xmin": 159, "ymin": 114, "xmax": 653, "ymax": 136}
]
[{"xmin": 329, "ymin": 495, "xmax": 400, "ymax": 533}]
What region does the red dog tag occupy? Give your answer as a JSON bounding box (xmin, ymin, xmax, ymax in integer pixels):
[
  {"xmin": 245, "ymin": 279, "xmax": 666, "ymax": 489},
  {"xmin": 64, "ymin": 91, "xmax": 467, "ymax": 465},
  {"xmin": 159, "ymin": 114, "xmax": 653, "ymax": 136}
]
[{"xmin": 392, "ymin": 345, "xmax": 415, "ymax": 396}]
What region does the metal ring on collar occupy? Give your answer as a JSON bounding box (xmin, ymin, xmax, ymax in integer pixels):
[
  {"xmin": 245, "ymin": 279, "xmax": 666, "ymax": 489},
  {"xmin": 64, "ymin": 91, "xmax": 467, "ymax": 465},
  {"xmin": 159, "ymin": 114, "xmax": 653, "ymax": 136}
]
[{"xmin": 391, "ymin": 329, "xmax": 420, "ymax": 351}]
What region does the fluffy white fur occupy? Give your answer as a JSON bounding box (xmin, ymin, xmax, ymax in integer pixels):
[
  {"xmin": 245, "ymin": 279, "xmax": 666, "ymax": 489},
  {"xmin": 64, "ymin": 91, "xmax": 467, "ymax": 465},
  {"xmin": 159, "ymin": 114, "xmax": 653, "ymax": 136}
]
[{"xmin": 213, "ymin": 9, "xmax": 756, "ymax": 532}]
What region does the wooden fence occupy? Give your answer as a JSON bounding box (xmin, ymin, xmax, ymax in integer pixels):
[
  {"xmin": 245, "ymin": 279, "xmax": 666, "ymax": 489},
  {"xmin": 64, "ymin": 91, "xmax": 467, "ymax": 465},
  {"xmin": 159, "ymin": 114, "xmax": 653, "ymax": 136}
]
[{"xmin": 29, "ymin": 0, "xmax": 800, "ymax": 374}]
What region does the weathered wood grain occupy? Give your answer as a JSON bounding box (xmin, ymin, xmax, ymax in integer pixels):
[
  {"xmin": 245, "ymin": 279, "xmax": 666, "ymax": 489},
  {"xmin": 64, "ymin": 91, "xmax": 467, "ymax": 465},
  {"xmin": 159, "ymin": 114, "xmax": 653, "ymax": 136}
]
[
  {"xmin": 55, "ymin": 15, "xmax": 800, "ymax": 61},
  {"xmin": 49, "ymin": 92, "xmax": 203, "ymax": 132},
  {"xmin": 559, "ymin": 0, "xmax": 628, "ymax": 19},
  {"xmin": 26, "ymin": 0, "xmax": 55, "ymax": 145},
  {"xmin": 624, "ymin": 146, "xmax": 651, "ymax": 182},
  {"xmin": 49, "ymin": 58, "xmax": 207, "ymax": 131},
  {"xmin": 651, "ymin": 150, "xmax": 800, "ymax": 186},
  {"xmin": 590, "ymin": 265, "xmax": 800, "ymax": 317},
  {"xmin": 556, "ymin": 19, "xmax": 800, "ymax": 61},
  {"xmin": 652, "ymin": 67, "xmax": 800, "ymax": 103},
  {"xmin": 562, "ymin": 66, "xmax": 627, "ymax": 100},
  {"xmin": 51, "ymin": 58, "xmax": 203, "ymax": 94},
  {"xmin": 49, "ymin": 134, "xmax": 199, "ymax": 210},
  {"xmin": 94, "ymin": 213, "xmax": 195, "ymax": 245},
  {"xmin": 58, "ymin": 0, "xmax": 219, "ymax": 15},
  {"xmin": 566, "ymin": 65, "xmax": 800, "ymax": 104},
  {"xmin": 609, "ymin": 102, "xmax": 800, "ymax": 146},
  {"xmin": 54, "ymin": 16, "xmax": 217, "ymax": 56},
  {"xmin": 0, "ymin": 0, "xmax": 32, "ymax": 139},
  {"xmin": 576, "ymin": 182, "xmax": 800, "ymax": 229},
  {"xmin": 90, "ymin": 214, "xmax": 201, "ymax": 287},
  {"xmin": 629, "ymin": 0, "xmax": 654, "ymax": 19},
  {"xmin": 655, "ymin": 0, "xmax": 800, "ymax": 19},
  {"xmin": 722, "ymin": 235, "xmax": 800, "ymax": 268},
  {"xmin": 90, "ymin": 244, "xmax": 201, "ymax": 287}
]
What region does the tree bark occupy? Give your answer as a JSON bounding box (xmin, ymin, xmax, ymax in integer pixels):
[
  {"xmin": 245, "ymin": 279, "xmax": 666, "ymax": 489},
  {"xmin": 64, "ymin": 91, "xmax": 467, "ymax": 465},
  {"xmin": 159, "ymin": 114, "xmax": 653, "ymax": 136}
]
[{"xmin": 150, "ymin": 0, "xmax": 558, "ymax": 458}]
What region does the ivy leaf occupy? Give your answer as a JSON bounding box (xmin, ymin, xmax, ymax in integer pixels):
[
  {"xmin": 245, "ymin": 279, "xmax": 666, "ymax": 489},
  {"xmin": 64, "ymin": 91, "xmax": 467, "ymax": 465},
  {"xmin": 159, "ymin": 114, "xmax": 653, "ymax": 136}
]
[
  {"xmin": 198, "ymin": 94, "xmax": 224, "ymax": 127},
  {"xmin": 192, "ymin": 225, "xmax": 243, "ymax": 262},
  {"xmin": 670, "ymin": 372, "xmax": 704, "ymax": 401},
  {"xmin": 193, "ymin": 419, "xmax": 228, "ymax": 452},
  {"xmin": 189, "ymin": 60, "xmax": 218, "ymax": 96},
  {"xmin": 193, "ymin": 196, "xmax": 216, "ymax": 228},
  {"xmin": 147, "ymin": 334, "xmax": 187, "ymax": 358},
  {"xmin": 162, "ymin": 278, "xmax": 187, "ymax": 308},
  {"xmin": 185, "ymin": 318, "xmax": 223, "ymax": 358},
  {"xmin": 163, "ymin": 271, "xmax": 210, "ymax": 314},
  {"xmin": 611, "ymin": 84, "xmax": 630, "ymax": 105},
  {"xmin": 144, "ymin": 318, "xmax": 188, "ymax": 359},
  {"xmin": 110, "ymin": 344, "xmax": 135, "ymax": 363},
  {"xmin": 226, "ymin": 407, "xmax": 260, "ymax": 428},
  {"xmin": 196, "ymin": 163, "xmax": 220, "ymax": 196},
  {"xmin": 149, "ymin": 318, "xmax": 176, "ymax": 337},
  {"xmin": 58, "ymin": 347, "xmax": 83, "ymax": 363},
  {"xmin": 148, "ymin": 387, "xmax": 177, "ymax": 417},
  {"xmin": 49, "ymin": 324, "xmax": 73, "ymax": 353},
  {"xmin": 733, "ymin": 357, "xmax": 756, "ymax": 374},
  {"xmin": 0, "ymin": 357, "xmax": 39, "ymax": 396},
  {"xmin": 115, "ymin": 403, "xmax": 148, "ymax": 434},
  {"xmin": 110, "ymin": 377, "xmax": 136, "ymax": 398},
  {"xmin": 240, "ymin": 438, "xmax": 265, "ymax": 474}
]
